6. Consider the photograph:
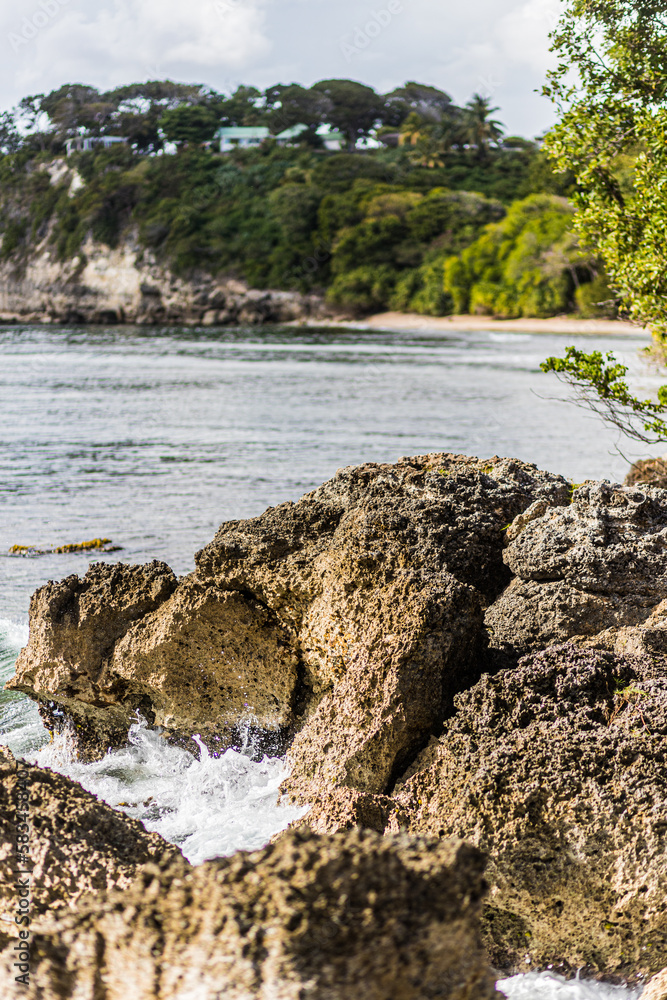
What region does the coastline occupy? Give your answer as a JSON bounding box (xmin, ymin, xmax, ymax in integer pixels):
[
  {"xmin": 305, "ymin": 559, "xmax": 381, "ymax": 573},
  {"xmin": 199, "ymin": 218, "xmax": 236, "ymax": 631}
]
[{"xmin": 302, "ymin": 310, "xmax": 648, "ymax": 337}]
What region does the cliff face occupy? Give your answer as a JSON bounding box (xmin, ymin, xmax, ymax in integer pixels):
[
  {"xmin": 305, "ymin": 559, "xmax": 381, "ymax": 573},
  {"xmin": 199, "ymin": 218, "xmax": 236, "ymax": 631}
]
[{"xmin": 0, "ymin": 233, "xmax": 332, "ymax": 326}]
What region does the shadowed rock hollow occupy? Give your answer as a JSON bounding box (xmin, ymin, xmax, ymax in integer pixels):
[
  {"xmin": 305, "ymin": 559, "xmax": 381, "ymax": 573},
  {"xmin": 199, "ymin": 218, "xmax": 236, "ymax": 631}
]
[{"xmin": 3, "ymin": 829, "xmax": 502, "ymax": 1000}]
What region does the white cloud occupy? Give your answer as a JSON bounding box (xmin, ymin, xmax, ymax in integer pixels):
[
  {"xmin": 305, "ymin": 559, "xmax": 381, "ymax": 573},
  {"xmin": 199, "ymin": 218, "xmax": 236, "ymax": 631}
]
[
  {"xmin": 0, "ymin": 0, "xmax": 561, "ymax": 135},
  {"xmin": 5, "ymin": 0, "xmax": 271, "ymax": 97},
  {"xmin": 496, "ymin": 0, "xmax": 561, "ymax": 72}
]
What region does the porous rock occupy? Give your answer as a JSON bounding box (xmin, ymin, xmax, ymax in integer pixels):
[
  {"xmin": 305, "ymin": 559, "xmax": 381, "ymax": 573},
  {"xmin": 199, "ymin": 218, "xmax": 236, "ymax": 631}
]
[
  {"xmin": 388, "ymin": 643, "xmax": 667, "ymax": 980},
  {"xmin": 7, "ymin": 560, "xmax": 179, "ymax": 758},
  {"xmin": 0, "ymin": 745, "xmax": 180, "ymax": 944},
  {"xmin": 7, "ymin": 828, "xmax": 502, "ymax": 1000},
  {"xmin": 625, "ymin": 456, "xmax": 667, "ymax": 490},
  {"xmin": 8, "ymin": 565, "xmax": 298, "ymax": 760},
  {"xmin": 644, "ymin": 969, "xmax": 667, "ymax": 1000},
  {"xmin": 486, "ymin": 481, "xmax": 667, "ymax": 662},
  {"xmin": 574, "ymin": 599, "xmax": 667, "ymax": 662},
  {"xmin": 198, "ymin": 454, "xmax": 568, "ymax": 803},
  {"xmin": 8, "ymin": 455, "xmax": 568, "ymax": 791}
]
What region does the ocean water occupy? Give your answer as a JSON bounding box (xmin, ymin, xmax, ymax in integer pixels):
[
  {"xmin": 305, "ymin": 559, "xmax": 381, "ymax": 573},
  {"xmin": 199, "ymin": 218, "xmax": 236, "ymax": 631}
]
[{"xmin": 0, "ymin": 323, "xmax": 659, "ymax": 997}]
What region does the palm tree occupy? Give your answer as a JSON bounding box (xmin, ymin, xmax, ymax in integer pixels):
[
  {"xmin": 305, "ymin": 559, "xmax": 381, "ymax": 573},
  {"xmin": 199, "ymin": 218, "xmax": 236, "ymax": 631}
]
[
  {"xmin": 462, "ymin": 94, "xmax": 504, "ymax": 161},
  {"xmin": 399, "ymin": 110, "xmax": 464, "ymax": 167}
]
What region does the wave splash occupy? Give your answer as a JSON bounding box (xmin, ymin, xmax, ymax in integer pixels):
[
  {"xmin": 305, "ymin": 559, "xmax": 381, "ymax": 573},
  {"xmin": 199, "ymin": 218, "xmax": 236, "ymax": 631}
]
[
  {"xmin": 497, "ymin": 972, "xmax": 643, "ymax": 998},
  {"xmin": 0, "ymin": 618, "xmax": 49, "ymax": 757},
  {"xmin": 31, "ymin": 716, "xmax": 309, "ymax": 865},
  {"xmin": 0, "ymin": 620, "xmax": 645, "ymax": 996}
]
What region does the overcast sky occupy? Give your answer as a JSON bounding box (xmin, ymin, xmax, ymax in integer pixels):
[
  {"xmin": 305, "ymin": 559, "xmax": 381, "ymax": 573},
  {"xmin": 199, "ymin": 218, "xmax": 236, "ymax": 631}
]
[{"xmin": 1, "ymin": 0, "xmax": 563, "ymax": 137}]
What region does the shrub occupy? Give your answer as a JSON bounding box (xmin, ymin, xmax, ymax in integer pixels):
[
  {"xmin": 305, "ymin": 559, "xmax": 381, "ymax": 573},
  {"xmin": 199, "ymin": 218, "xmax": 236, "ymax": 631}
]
[
  {"xmin": 575, "ymin": 275, "xmax": 617, "ymax": 318},
  {"xmin": 442, "ymin": 194, "xmax": 578, "ymax": 318},
  {"xmin": 326, "ymin": 264, "xmax": 399, "ymax": 313}
]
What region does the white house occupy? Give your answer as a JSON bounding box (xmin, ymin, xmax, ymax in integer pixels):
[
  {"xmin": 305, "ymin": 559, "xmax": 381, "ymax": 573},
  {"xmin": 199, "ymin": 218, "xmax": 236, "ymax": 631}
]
[
  {"xmin": 275, "ymin": 123, "xmax": 346, "ymax": 151},
  {"xmin": 275, "ymin": 124, "xmax": 309, "ymax": 145},
  {"xmin": 65, "ymin": 136, "xmax": 128, "ymax": 156},
  {"xmin": 216, "ymin": 126, "xmax": 270, "ymax": 153},
  {"xmin": 316, "ymin": 125, "xmax": 345, "ymax": 151}
]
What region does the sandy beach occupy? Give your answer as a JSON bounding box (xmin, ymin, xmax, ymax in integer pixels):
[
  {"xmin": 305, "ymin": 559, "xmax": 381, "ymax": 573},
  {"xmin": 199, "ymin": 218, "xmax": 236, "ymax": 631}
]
[{"xmin": 312, "ymin": 311, "xmax": 648, "ymax": 337}]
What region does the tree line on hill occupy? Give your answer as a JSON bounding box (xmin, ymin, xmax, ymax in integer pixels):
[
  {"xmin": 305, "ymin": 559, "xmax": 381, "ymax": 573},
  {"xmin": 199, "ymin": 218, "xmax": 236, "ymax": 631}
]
[
  {"xmin": 0, "ymin": 78, "xmax": 615, "ymax": 321},
  {"xmin": 0, "ymin": 79, "xmax": 509, "ymax": 156}
]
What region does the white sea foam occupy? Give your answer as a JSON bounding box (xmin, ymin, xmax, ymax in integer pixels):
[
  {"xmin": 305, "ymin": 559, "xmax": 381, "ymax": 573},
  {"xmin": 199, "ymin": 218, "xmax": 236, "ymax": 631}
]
[
  {"xmin": 497, "ymin": 972, "xmax": 643, "ymax": 998},
  {"xmin": 0, "ymin": 620, "xmax": 645, "ymax": 996},
  {"xmin": 0, "ymin": 618, "xmax": 49, "ymax": 757},
  {"xmin": 30, "ymin": 716, "xmax": 309, "ymax": 865}
]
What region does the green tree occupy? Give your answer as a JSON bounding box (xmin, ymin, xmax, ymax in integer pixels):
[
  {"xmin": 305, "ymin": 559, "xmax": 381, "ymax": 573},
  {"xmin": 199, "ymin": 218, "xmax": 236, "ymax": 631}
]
[
  {"xmin": 263, "ymin": 84, "xmax": 333, "ymax": 133},
  {"xmin": 0, "ymin": 112, "xmax": 21, "ymax": 154},
  {"xmin": 543, "ymin": 0, "xmax": 667, "ymax": 338},
  {"xmin": 383, "ymin": 82, "xmax": 457, "ymax": 126},
  {"xmin": 311, "ymin": 79, "xmax": 384, "ymax": 149},
  {"xmin": 41, "ymin": 84, "xmax": 115, "ymax": 138},
  {"xmin": 106, "ymin": 80, "xmax": 209, "ymax": 151},
  {"xmin": 159, "ymin": 105, "xmax": 220, "ymax": 145},
  {"xmin": 218, "ymin": 86, "xmax": 264, "ymax": 126},
  {"xmin": 443, "ymin": 194, "xmax": 582, "ymax": 318},
  {"xmin": 540, "ymin": 0, "xmax": 667, "ymax": 442},
  {"xmin": 461, "ymin": 94, "xmax": 504, "ymax": 161}
]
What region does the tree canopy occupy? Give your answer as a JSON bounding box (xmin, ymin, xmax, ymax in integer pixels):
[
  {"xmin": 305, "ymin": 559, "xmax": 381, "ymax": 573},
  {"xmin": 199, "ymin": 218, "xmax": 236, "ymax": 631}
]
[
  {"xmin": 544, "ymin": 0, "xmax": 667, "ymax": 338},
  {"xmin": 541, "ymin": 0, "xmax": 667, "ymax": 443},
  {"xmin": 311, "ymin": 80, "xmax": 386, "ymax": 148},
  {"xmin": 159, "ymin": 105, "xmax": 221, "ymax": 145}
]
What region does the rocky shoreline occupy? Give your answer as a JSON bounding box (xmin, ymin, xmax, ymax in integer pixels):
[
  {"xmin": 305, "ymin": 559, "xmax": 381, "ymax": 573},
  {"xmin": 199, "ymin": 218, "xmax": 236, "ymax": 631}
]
[
  {"xmin": 4, "ymin": 453, "xmax": 667, "ymax": 996},
  {"xmin": 0, "ymin": 235, "xmax": 335, "ymax": 327},
  {"xmin": 0, "ymin": 237, "xmax": 644, "ymax": 333}
]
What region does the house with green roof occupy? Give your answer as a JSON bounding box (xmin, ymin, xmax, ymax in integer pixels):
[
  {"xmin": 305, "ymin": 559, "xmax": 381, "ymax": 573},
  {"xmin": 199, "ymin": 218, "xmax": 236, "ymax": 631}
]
[
  {"xmin": 216, "ymin": 126, "xmax": 270, "ymax": 153},
  {"xmin": 275, "ymin": 124, "xmax": 309, "ymax": 144}
]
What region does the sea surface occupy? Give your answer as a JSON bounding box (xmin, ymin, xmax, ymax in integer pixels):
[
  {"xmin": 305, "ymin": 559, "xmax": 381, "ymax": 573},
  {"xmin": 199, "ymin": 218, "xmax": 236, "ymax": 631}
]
[{"xmin": 0, "ymin": 322, "xmax": 660, "ymax": 997}]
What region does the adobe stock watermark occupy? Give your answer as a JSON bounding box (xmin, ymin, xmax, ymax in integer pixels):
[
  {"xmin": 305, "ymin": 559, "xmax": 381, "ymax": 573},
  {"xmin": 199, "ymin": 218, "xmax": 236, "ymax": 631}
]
[
  {"xmin": 214, "ymin": 0, "xmax": 243, "ymax": 18},
  {"xmin": 9, "ymin": 0, "xmax": 71, "ymax": 54},
  {"xmin": 12, "ymin": 760, "xmax": 32, "ymax": 987},
  {"xmin": 340, "ymin": 1, "xmax": 404, "ymax": 64},
  {"xmin": 477, "ymin": 74, "xmax": 503, "ymax": 100},
  {"xmin": 291, "ymin": 238, "xmax": 332, "ymax": 283}
]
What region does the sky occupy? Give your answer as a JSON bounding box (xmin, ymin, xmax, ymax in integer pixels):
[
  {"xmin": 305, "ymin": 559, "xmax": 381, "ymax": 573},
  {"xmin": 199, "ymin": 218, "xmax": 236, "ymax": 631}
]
[{"xmin": 1, "ymin": 0, "xmax": 563, "ymax": 137}]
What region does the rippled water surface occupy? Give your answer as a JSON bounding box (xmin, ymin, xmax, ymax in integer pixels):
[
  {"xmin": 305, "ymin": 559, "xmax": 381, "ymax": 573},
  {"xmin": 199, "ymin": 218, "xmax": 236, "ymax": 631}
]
[
  {"xmin": 0, "ymin": 323, "xmax": 658, "ymax": 997},
  {"xmin": 0, "ymin": 323, "xmax": 661, "ymax": 618}
]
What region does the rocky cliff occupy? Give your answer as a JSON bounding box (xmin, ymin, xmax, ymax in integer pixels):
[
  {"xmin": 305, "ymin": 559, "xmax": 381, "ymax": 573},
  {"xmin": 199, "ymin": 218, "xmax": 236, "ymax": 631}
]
[{"xmin": 0, "ymin": 233, "xmax": 332, "ymax": 326}]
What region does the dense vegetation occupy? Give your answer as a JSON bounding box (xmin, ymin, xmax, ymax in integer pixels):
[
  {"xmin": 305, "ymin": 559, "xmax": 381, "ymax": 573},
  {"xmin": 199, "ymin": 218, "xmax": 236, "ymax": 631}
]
[
  {"xmin": 540, "ymin": 0, "xmax": 667, "ymax": 443},
  {"xmin": 0, "ymin": 77, "xmax": 612, "ymax": 319}
]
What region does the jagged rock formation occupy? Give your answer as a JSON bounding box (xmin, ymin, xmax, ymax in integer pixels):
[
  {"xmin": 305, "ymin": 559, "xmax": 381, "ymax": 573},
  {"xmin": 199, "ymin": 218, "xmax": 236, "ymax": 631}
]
[
  {"xmin": 4, "ymin": 829, "xmax": 501, "ymax": 1000},
  {"xmin": 486, "ymin": 482, "xmax": 667, "ymax": 663},
  {"xmin": 387, "ymin": 644, "xmax": 667, "ymax": 981},
  {"xmin": 8, "ymin": 561, "xmax": 180, "ymax": 758},
  {"xmin": 626, "ymin": 456, "xmax": 667, "ymax": 490},
  {"xmin": 11, "ymin": 457, "xmax": 667, "ymax": 983},
  {"xmin": 0, "ymin": 234, "xmax": 332, "ymax": 326},
  {"xmin": 0, "ymin": 745, "xmax": 180, "ymax": 940},
  {"xmin": 8, "ymin": 454, "xmax": 569, "ymax": 787}
]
